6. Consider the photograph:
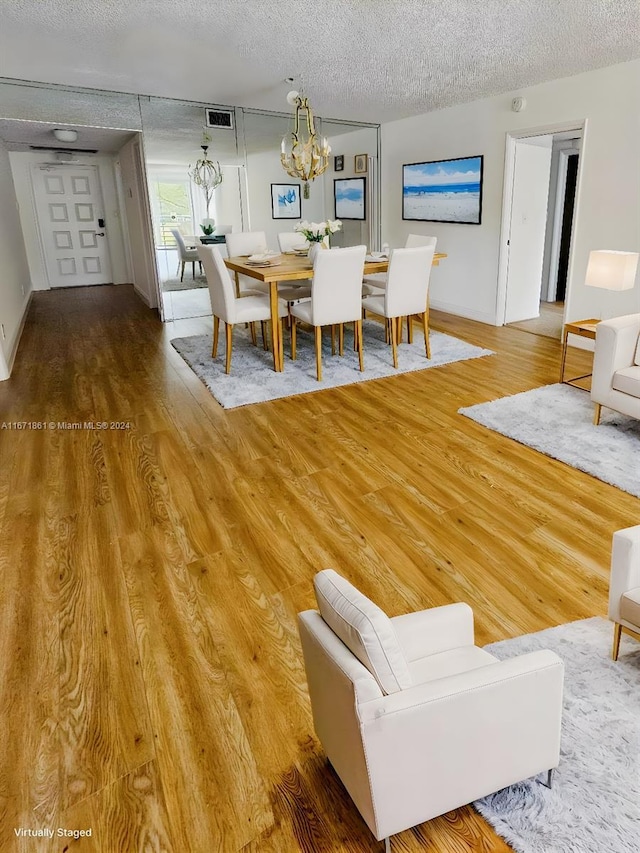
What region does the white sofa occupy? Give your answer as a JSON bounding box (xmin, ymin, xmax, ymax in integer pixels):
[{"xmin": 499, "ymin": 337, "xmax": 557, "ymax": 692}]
[
  {"xmin": 609, "ymin": 525, "xmax": 640, "ymax": 660},
  {"xmin": 592, "ymin": 313, "xmax": 640, "ymax": 424},
  {"xmin": 298, "ymin": 570, "xmax": 564, "ymax": 849}
]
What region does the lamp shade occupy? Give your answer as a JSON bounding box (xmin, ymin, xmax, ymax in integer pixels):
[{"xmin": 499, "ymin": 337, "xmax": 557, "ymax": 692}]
[{"xmin": 584, "ymin": 250, "xmax": 638, "ymax": 291}]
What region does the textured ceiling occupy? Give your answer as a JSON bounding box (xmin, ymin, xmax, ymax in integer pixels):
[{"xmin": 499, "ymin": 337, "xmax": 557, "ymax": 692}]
[{"xmin": 1, "ymin": 1, "xmax": 638, "ymax": 123}]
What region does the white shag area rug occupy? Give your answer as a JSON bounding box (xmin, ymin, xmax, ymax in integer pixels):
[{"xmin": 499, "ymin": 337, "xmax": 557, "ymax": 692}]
[
  {"xmin": 474, "ymin": 617, "xmax": 639, "ymax": 853},
  {"xmin": 459, "ymin": 383, "xmax": 640, "ymax": 498},
  {"xmin": 171, "ymin": 321, "xmax": 493, "ymax": 408}
]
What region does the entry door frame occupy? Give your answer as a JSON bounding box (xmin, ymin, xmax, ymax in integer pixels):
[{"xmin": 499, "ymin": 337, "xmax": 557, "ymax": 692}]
[{"xmin": 495, "ymin": 120, "xmax": 587, "ymax": 326}]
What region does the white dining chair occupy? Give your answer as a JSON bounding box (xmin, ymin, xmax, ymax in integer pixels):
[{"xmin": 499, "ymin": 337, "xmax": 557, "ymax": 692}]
[
  {"xmin": 225, "ymin": 231, "xmax": 270, "ymax": 295},
  {"xmin": 362, "ymin": 244, "xmax": 436, "ymax": 366},
  {"xmin": 363, "ymin": 234, "xmax": 437, "ymax": 292},
  {"xmin": 197, "ymin": 246, "xmax": 287, "ymax": 374},
  {"xmin": 278, "ymin": 231, "xmax": 309, "ymax": 253},
  {"xmin": 290, "ymin": 245, "xmax": 367, "ymax": 381},
  {"xmin": 171, "ymin": 228, "xmax": 202, "ymax": 281}
]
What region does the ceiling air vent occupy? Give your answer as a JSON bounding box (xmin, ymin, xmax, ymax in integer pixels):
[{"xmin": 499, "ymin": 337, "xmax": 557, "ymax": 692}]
[{"xmin": 205, "ymin": 109, "xmax": 234, "ymax": 130}]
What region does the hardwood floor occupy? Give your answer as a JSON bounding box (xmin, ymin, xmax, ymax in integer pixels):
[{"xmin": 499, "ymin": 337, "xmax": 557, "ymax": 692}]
[{"xmin": 0, "ymin": 285, "xmax": 636, "ymax": 852}]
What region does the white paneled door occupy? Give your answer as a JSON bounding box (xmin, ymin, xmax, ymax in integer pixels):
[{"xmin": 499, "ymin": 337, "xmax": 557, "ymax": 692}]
[{"xmin": 31, "ymin": 165, "xmax": 113, "ymax": 288}]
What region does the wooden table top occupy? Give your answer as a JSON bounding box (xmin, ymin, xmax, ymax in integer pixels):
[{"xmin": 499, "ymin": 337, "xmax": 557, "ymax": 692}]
[{"xmin": 225, "ymin": 251, "xmax": 447, "ymax": 283}]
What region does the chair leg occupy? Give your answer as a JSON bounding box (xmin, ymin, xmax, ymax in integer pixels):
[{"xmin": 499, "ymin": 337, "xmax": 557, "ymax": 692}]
[
  {"xmin": 612, "ymin": 622, "xmax": 622, "ymax": 661},
  {"xmin": 180, "ymin": 260, "xmax": 185, "ymax": 282},
  {"xmin": 356, "ymin": 319, "xmax": 364, "ymax": 372},
  {"xmin": 424, "ymin": 298, "xmax": 431, "ymax": 358},
  {"xmin": 593, "ymin": 403, "xmax": 602, "ymax": 425},
  {"xmin": 314, "ymin": 326, "xmax": 322, "ymax": 381},
  {"xmin": 407, "ymin": 314, "xmax": 413, "ymax": 343},
  {"xmin": 279, "ymin": 319, "xmax": 284, "ymax": 369},
  {"xmin": 212, "ymin": 315, "xmax": 219, "ymax": 357},
  {"xmin": 261, "ymin": 321, "xmax": 268, "ymax": 351},
  {"xmin": 192, "ymin": 261, "xmax": 196, "ymax": 279},
  {"xmin": 396, "ymin": 316, "xmax": 403, "ymax": 344},
  {"xmin": 339, "ymin": 323, "xmax": 344, "ymax": 356},
  {"xmin": 250, "ymin": 322, "xmax": 257, "ymax": 346},
  {"xmin": 390, "ymin": 314, "xmax": 398, "ymax": 369},
  {"xmin": 384, "ymin": 837, "xmax": 391, "ymax": 852},
  {"xmin": 423, "ymin": 310, "xmax": 431, "ymax": 359},
  {"xmin": 331, "ymin": 324, "xmax": 336, "ymax": 355},
  {"xmin": 291, "ymin": 317, "xmax": 297, "ymax": 360},
  {"xmin": 225, "ymin": 322, "xmax": 233, "ymax": 374}
]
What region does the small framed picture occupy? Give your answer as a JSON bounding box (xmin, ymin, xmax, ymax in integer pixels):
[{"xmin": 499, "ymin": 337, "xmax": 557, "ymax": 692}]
[
  {"xmin": 334, "ymin": 177, "xmax": 366, "ymax": 221},
  {"xmin": 271, "ymin": 183, "xmax": 301, "ymax": 219},
  {"xmin": 334, "ymin": 155, "xmax": 344, "ymax": 172},
  {"xmin": 354, "ymin": 154, "xmax": 368, "ymax": 174}
]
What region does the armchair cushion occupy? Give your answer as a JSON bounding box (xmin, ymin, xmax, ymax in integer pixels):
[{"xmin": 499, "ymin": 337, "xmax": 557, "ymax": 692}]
[
  {"xmin": 620, "ymin": 589, "xmax": 640, "ymax": 626},
  {"xmin": 408, "ymin": 645, "xmax": 497, "ymax": 685},
  {"xmin": 611, "ymin": 366, "xmax": 640, "ymax": 398},
  {"xmin": 314, "ymin": 570, "xmax": 412, "ymax": 694}
]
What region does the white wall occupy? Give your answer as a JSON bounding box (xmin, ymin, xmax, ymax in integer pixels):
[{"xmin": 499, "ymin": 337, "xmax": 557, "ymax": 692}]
[
  {"xmin": 0, "ymin": 139, "xmax": 32, "ymax": 379},
  {"xmin": 245, "ymin": 147, "xmax": 325, "ymax": 251},
  {"xmin": 9, "ymin": 151, "xmax": 130, "ymax": 290},
  {"xmin": 117, "ymin": 137, "xmax": 158, "ymax": 308},
  {"xmin": 381, "ymin": 59, "xmax": 640, "ymax": 325}
]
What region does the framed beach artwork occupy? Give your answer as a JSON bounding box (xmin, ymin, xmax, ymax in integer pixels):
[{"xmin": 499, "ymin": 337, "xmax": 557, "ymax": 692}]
[
  {"xmin": 334, "ymin": 177, "xmax": 366, "ymax": 220},
  {"xmin": 271, "ymin": 183, "xmax": 301, "ymax": 219},
  {"xmin": 402, "ymin": 155, "xmax": 484, "ymax": 224}
]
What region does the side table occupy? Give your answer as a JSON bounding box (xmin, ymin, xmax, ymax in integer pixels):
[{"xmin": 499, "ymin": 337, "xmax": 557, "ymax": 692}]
[{"xmin": 559, "ymin": 318, "xmax": 599, "ymax": 386}]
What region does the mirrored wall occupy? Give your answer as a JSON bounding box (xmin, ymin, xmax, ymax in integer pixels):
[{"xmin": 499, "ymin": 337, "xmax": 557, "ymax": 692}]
[{"xmin": 0, "ymin": 78, "xmax": 380, "ymax": 322}]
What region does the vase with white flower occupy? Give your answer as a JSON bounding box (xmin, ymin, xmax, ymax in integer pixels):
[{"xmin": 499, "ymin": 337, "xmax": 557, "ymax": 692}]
[{"xmin": 294, "ymin": 219, "xmax": 342, "ymax": 262}]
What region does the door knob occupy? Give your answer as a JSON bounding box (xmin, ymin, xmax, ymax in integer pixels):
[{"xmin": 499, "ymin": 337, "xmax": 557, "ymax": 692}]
[{"xmin": 95, "ymin": 232, "xmax": 105, "ymax": 237}]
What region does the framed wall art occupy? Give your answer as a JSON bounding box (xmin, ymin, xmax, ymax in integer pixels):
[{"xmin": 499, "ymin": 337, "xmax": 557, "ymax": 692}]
[
  {"xmin": 354, "ymin": 153, "xmax": 368, "ymax": 174},
  {"xmin": 334, "ymin": 177, "xmax": 366, "ymax": 221},
  {"xmin": 402, "ymin": 155, "xmax": 483, "ymax": 224},
  {"xmin": 334, "ymin": 154, "xmax": 344, "ymax": 172},
  {"xmin": 271, "ymin": 183, "xmax": 301, "ymax": 219}
]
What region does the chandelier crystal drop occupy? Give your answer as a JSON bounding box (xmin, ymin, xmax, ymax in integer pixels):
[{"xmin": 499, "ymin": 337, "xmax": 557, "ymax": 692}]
[
  {"xmin": 280, "ymin": 92, "xmax": 331, "ymax": 199},
  {"xmin": 188, "ymin": 143, "xmax": 223, "ymax": 219}
]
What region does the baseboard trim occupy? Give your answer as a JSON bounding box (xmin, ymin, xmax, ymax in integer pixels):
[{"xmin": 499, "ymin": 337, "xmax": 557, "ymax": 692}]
[
  {"xmin": 430, "ymin": 298, "xmax": 496, "ymax": 326},
  {"xmin": 2, "ymin": 289, "xmax": 33, "ymax": 379}
]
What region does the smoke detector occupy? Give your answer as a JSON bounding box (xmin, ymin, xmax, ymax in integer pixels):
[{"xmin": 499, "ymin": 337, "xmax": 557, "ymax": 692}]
[{"xmin": 53, "ymin": 128, "xmax": 78, "ymax": 143}]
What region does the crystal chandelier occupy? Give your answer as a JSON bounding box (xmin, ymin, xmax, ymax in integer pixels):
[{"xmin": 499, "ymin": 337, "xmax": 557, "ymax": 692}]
[
  {"xmin": 280, "ymin": 90, "xmax": 331, "ymax": 199},
  {"xmin": 188, "ymin": 140, "xmax": 223, "ymax": 219}
]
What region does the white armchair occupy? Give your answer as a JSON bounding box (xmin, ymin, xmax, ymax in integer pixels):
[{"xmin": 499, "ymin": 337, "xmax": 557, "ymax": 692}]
[
  {"xmin": 592, "ymin": 313, "xmax": 640, "ymax": 424},
  {"xmin": 298, "ymin": 570, "xmax": 564, "ymax": 850},
  {"xmin": 609, "ymin": 525, "xmax": 640, "ymax": 660}
]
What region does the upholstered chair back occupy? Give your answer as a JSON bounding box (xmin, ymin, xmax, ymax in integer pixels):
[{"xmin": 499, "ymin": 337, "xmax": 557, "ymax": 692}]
[
  {"xmin": 310, "ymin": 245, "xmax": 367, "ymax": 327},
  {"xmin": 197, "ymin": 245, "xmax": 237, "ymax": 324},
  {"xmin": 278, "ymin": 231, "xmax": 308, "ymax": 252},
  {"xmin": 384, "ymin": 245, "xmax": 436, "ymax": 318},
  {"xmin": 171, "ymin": 228, "xmax": 191, "ymax": 260},
  {"xmin": 225, "ymin": 231, "xmax": 268, "ymax": 257},
  {"xmin": 405, "ymin": 234, "xmax": 437, "ymax": 250}
]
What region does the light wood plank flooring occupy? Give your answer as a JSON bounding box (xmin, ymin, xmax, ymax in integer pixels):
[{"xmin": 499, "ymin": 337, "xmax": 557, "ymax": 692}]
[{"xmin": 0, "ymin": 285, "xmax": 636, "ymax": 852}]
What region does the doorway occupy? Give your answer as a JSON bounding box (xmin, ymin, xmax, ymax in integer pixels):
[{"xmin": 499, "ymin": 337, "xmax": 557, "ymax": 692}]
[{"xmin": 498, "ymin": 125, "xmax": 583, "ymax": 339}]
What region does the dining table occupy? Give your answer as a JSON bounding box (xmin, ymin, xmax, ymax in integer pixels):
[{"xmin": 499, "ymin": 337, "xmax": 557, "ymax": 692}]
[{"xmin": 224, "ymin": 251, "xmax": 448, "ymax": 372}]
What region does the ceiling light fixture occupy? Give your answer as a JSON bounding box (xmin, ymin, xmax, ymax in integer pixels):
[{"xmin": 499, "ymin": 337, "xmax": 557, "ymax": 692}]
[
  {"xmin": 53, "ymin": 128, "xmax": 78, "ymax": 143},
  {"xmin": 188, "ymin": 132, "xmax": 223, "ymax": 230},
  {"xmin": 280, "ymin": 84, "xmax": 330, "ymax": 199}
]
